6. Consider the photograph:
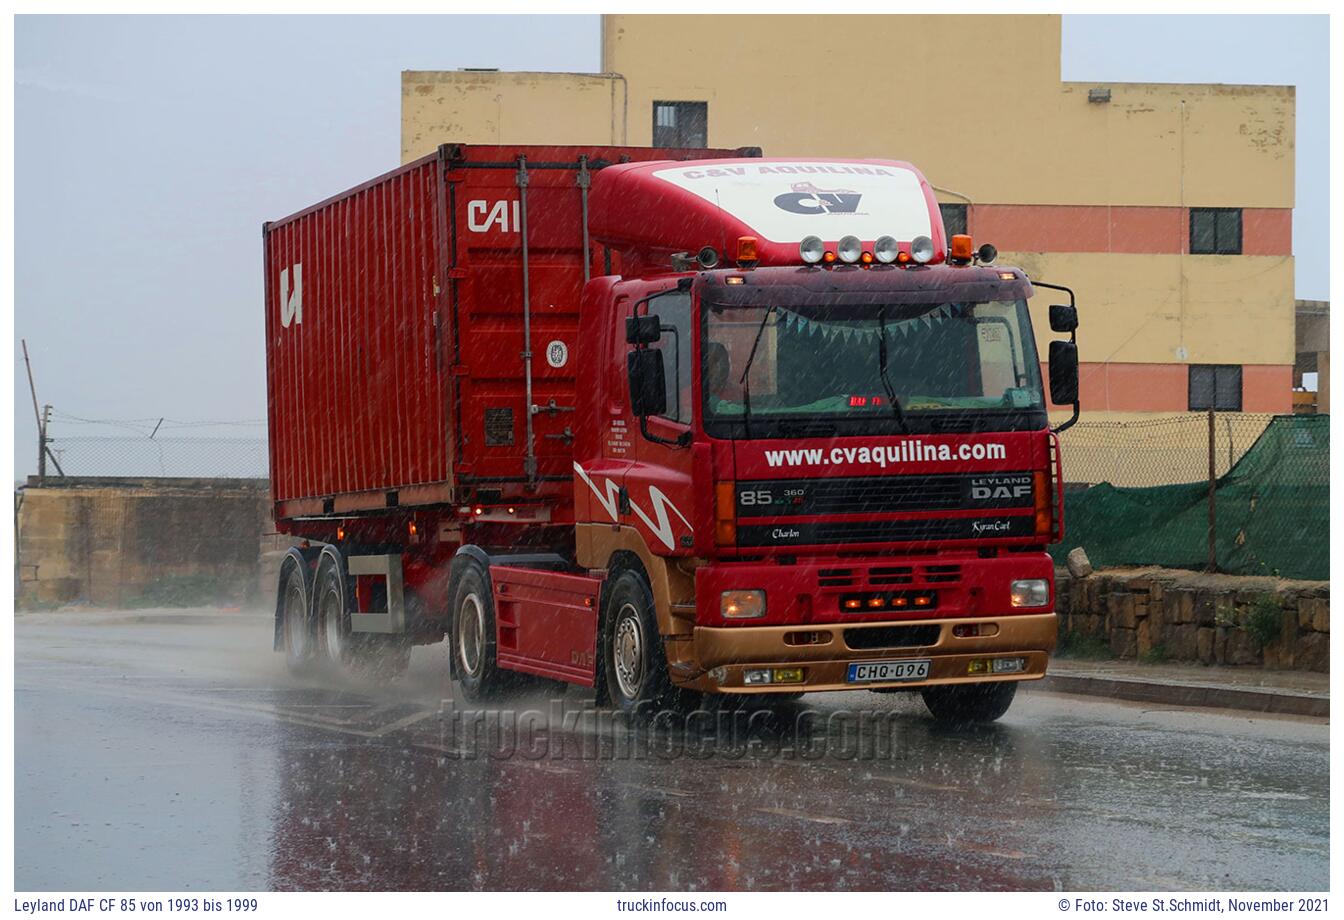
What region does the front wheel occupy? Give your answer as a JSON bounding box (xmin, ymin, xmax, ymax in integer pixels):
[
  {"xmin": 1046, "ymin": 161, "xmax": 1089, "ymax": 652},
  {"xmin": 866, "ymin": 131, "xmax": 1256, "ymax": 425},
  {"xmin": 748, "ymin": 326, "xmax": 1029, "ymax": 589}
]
[
  {"xmin": 602, "ymin": 570, "xmax": 698, "ymax": 713},
  {"xmin": 921, "ymin": 681, "xmax": 1018, "ymax": 724}
]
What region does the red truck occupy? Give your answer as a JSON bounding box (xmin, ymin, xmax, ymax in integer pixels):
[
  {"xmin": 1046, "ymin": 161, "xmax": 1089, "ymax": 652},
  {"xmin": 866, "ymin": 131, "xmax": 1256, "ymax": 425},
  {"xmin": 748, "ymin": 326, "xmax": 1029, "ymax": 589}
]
[{"xmin": 263, "ymin": 143, "xmax": 1080, "ymax": 723}]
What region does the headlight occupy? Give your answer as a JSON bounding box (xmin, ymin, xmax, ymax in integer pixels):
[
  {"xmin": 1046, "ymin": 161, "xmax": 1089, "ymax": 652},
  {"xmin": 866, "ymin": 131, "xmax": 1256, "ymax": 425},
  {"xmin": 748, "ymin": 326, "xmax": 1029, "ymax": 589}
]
[
  {"xmin": 837, "ymin": 235, "xmax": 862, "ymax": 264},
  {"xmin": 721, "ymin": 589, "xmax": 766, "ymax": 618},
  {"xmin": 799, "ymin": 235, "xmax": 825, "ymax": 264},
  {"xmin": 909, "ymin": 235, "xmax": 935, "ymax": 264},
  {"xmin": 873, "ymin": 235, "xmax": 899, "ymax": 264},
  {"xmin": 1010, "ymin": 579, "xmax": 1050, "ymax": 608}
]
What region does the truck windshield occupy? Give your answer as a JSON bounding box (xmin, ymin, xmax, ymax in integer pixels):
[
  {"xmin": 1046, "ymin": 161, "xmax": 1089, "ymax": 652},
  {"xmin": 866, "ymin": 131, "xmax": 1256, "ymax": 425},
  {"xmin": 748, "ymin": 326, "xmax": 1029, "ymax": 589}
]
[{"xmin": 702, "ymin": 299, "xmax": 1046, "ymax": 437}]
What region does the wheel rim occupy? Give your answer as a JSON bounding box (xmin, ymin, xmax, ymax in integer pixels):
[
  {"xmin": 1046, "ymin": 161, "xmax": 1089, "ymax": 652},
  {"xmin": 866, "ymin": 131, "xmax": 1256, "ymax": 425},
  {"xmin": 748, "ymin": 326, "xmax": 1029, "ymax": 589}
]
[
  {"xmin": 458, "ymin": 593, "xmax": 484, "ymax": 677},
  {"xmin": 284, "ymin": 577, "xmax": 308, "ymax": 658},
  {"xmin": 612, "ymin": 603, "xmax": 644, "ymax": 699},
  {"xmin": 321, "ymin": 583, "xmax": 347, "ymax": 663}
]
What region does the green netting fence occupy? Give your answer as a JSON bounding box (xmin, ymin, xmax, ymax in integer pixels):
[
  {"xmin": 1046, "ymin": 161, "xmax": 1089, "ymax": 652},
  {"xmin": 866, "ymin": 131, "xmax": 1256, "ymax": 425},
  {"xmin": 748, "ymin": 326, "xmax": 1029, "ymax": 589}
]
[{"xmin": 1051, "ymin": 414, "xmax": 1329, "ymax": 581}]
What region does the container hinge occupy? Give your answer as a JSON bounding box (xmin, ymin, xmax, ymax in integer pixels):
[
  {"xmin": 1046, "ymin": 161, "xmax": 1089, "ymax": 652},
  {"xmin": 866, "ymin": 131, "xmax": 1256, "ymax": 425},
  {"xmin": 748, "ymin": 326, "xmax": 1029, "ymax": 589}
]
[
  {"xmin": 544, "ymin": 427, "xmax": 575, "ymax": 445},
  {"xmin": 531, "ymin": 399, "xmax": 576, "ymax": 416}
]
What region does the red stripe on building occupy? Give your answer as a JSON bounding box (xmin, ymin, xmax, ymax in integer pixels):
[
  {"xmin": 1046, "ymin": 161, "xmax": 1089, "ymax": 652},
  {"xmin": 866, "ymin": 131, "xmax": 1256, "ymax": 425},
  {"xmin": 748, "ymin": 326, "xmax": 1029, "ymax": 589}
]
[
  {"xmin": 971, "ymin": 205, "xmax": 1291, "ymax": 256},
  {"xmin": 1040, "ymin": 362, "xmax": 1292, "ymax": 413}
]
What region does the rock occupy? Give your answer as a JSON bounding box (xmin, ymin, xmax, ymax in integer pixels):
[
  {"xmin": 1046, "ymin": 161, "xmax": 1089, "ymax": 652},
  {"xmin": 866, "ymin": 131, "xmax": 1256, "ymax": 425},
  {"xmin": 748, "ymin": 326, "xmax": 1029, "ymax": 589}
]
[
  {"xmin": 1136, "ymin": 618, "xmax": 1153, "ymax": 657},
  {"xmin": 1196, "ymin": 627, "xmax": 1215, "ymax": 664},
  {"xmin": 1227, "ymin": 630, "xmax": 1259, "ymax": 666},
  {"xmin": 1194, "ymin": 592, "xmax": 1218, "ymax": 627},
  {"xmin": 1110, "ymin": 628, "xmax": 1137, "ymax": 659},
  {"xmin": 1297, "ymin": 632, "xmax": 1329, "ymax": 672},
  {"xmin": 1278, "ymin": 610, "xmax": 1299, "ymax": 669},
  {"xmin": 1066, "ymin": 547, "xmax": 1092, "ymax": 579},
  {"xmin": 1299, "ymin": 597, "xmax": 1329, "ymax": 634},
  {"xmin": 1214, "ymin": 627, "xmax": 1229, "ymax": 664},
  {"xmin": 1108, "ymin": 592, "xmax": 1138, "ymax": 629},
  {"xmin": 1167, "ymin": 624, "xmax": 1198, "ymax": 660}
]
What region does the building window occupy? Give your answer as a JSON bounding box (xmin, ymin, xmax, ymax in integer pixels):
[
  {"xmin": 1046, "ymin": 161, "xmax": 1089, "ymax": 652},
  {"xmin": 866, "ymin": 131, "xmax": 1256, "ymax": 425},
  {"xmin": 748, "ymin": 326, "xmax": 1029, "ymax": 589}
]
[
  {"xmin": 940, "ymin": 203, "xmax": 968, "ymax": 238},
  {"xmin": 653, "ymin": 101, "xmax": 707, "ymax": 148},
  {"xmin": 1188, "ymin": 364, "xmax": 1243, "ymax": 411},
  {"xmin": 1189, "ymin": 208, "xmax": 1242, "ymax": 254}
]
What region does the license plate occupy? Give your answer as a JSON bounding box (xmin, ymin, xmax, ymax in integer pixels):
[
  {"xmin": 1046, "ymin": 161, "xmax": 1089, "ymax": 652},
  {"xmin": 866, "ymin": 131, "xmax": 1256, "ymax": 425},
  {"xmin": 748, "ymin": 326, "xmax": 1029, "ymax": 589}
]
[{"xmin": 846, "ymin": 659, "xmax": 931, "ymax": 683}]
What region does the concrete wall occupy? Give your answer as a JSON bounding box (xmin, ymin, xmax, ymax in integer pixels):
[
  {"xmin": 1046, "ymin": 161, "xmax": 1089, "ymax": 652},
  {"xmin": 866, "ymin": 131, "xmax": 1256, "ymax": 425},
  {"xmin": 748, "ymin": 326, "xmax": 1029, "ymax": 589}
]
[
  {"xmin": 15, "ymin": 478, "xmax": 270, "ymax": 609},
  {"xmin": 400, "ymin": 14, "xmax": 1296, "ymax": 420},
  {"xmin": 1056, "ymin": 568, "xmax": 1328, "ymax": 672}
]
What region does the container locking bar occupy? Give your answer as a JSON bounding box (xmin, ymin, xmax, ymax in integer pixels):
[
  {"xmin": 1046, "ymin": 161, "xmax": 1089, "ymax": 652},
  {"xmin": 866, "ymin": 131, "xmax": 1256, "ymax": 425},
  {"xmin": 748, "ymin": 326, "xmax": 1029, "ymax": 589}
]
[{"xmin": 516, "ymin": 155, "xmax": 537, "ymax": 487}]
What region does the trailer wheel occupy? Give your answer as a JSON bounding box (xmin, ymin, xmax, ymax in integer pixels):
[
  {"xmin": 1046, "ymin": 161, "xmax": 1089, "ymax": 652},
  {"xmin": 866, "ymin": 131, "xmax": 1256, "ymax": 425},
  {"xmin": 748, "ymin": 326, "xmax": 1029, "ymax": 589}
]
[
  {"xmin": 316, "ymin": 554, "xmax": 411, "ymax": 684},
  {"xmin": 280, "ymin": 557, "xmax": 317, "ymax": 675},
  {"xmin": 602, "ymin": 570, "xmax": 692, "ymax": 714},
  {"xmin": 920, "ymin": 681, "xmax": 1018, "ymax": 725},
  {"xmin": 450, "ymin": 557, "xmax": 510, "ymax": 701}
]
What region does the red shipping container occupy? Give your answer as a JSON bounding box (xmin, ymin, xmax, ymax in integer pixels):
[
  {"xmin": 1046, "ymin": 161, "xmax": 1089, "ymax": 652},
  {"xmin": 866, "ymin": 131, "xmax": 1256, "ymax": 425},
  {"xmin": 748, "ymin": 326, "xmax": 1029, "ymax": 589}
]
[{"xmin": 263, "ymin": 143, "xmax": 758, "ymax": 521}]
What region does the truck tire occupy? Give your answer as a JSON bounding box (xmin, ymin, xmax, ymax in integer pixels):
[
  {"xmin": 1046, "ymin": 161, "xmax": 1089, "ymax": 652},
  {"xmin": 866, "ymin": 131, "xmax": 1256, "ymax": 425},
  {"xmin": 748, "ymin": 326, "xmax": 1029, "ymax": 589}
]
[
  {"xmin": 450, "ymin": 557, "xmax": 512, "ymax": 702},
  {"xmin": 316, "ymin": 554, "xmax": 411, "ymax": 684},
  {"xmin": 280, "ymin": 557, "xmax": 317, "ymax": 675},
  {"xmin": 920, "ymin": 680, "xmax": 1018, "ymax": 724},
  {"xmin": 602, "ymin": 570, "xmax": 697, "ymax": 714}
]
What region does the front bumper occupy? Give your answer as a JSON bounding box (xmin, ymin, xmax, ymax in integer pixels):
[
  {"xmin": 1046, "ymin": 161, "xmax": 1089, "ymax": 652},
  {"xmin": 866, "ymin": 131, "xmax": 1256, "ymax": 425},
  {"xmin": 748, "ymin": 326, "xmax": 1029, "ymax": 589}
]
[{"xmin": 680, "ymin": 612, "xmax": 1057, "ymax": 693}]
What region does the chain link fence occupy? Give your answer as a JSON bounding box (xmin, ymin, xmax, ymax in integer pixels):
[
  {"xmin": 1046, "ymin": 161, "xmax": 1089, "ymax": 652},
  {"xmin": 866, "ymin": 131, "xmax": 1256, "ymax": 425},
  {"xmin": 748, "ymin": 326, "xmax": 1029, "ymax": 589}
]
[
  {"xmin": 1054, "ymin": 412, "xmax": 1328, "ymax": 581},
  {"xmin": 1058, "ymin": 413, "xmax": 1276, "ymax": 487},
  {"xmin": 40, "ymin": 436, "xmax": 268, "ymax": 480}
]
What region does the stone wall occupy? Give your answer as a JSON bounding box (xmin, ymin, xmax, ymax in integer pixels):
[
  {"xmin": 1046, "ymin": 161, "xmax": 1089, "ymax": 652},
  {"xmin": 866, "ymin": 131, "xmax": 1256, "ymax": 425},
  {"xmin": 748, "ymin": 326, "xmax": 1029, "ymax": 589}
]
[
  {"xmin": 16, "ymin": 477, "xmax": 271, "ymax": 609},
  {"xmin": 1056, "ymin": 567, "xmax": 1329, "ymax": 672}
]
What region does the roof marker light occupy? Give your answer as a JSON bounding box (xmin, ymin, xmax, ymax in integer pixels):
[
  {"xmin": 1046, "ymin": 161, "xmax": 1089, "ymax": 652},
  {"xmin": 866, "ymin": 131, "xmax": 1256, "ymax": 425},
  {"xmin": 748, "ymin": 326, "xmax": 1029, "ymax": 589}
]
[
  {"xmin": 837, "ymin": 235, "xmax": 862, "ymax": 264},
  {"xmin": 799, "ymin": 236, "xmax": 825, "ymax": 264},
  {"xmin": 874, "ymin": 236, "xmax": 899, "ymax": 264},
  {"xmin": 949, "ymin": 234, "xmax": 975, "ymax": 264},
  {"xmin": 910, "ymin": 235, "xmax": 935, "ymax": 265},
  {"xmin": 736, "ymin": 236, "xmax": 759, "ymax": 269}
]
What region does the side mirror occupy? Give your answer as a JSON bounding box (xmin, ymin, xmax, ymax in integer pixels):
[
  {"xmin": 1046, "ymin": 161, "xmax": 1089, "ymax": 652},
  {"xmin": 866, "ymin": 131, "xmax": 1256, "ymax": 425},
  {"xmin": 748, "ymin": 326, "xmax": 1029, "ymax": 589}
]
[
  {"xmin": 627, "ymin": 348, "xmax": 667, "ymax": 417},
  {"xmin": 1048, "ymin": 340, "xmax": 1079, "ymax": 405},
  {"xmin": 625, "ymin": 314, "xmax": 662, "ymax": 345},
  {"xmin": 1049, "ymin": 304, "xmax": 1078, "ymax": 333}
]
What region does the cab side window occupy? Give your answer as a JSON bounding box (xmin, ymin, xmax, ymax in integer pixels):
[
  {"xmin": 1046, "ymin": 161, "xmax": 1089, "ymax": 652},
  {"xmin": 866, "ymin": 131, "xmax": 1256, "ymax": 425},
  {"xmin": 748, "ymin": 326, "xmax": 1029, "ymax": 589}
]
[{"xmin": 654, "ymin": 293, "xmax": 692, "ymax": 424}]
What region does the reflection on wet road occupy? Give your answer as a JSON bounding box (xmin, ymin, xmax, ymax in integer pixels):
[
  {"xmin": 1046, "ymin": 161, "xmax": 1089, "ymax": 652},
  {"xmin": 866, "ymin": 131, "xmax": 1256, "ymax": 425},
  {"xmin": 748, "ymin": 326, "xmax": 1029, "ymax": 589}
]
[{"xmin": 15, "ymin": 610, "xmax": 1328, "ymax": 891}]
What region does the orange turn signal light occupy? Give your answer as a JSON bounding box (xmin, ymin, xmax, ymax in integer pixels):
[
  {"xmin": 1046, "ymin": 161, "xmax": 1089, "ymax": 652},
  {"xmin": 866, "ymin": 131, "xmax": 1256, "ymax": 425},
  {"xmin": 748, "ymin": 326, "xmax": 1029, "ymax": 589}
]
[
  {"xmin": 715, "ymin": 481, "xmax": 737, "ymax": 546},
  {"xmin": 1034, "ymin": 470, "xmax": 1051, "ymax": 536}
]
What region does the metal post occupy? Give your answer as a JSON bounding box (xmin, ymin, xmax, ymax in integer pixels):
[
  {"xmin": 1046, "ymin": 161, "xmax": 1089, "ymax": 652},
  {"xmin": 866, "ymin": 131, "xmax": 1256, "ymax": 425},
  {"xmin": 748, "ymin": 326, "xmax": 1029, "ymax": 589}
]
[
  {"xmin": 516, "ymin": 155, "xmax": 537, "ymax": 488},
  {"xmin": 577, "ymin": 155, "xmax": 592, "ymax": 284},
  {"xmin": 1206, "ymin": 407, "xmax": 1217, "ymax": 572},
  {"xmin": 38, "ymin": 405, "xmax": 49, "ymax": 480}
]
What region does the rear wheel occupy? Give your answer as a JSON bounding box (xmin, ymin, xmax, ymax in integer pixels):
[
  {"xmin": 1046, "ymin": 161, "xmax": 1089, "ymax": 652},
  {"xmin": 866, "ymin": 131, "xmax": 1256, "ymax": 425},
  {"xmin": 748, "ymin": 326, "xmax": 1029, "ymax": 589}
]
[
  {"xmin": 316, "ymin": 554, "xmax": 411, "ymax": 683},
  {"xmin": 450, "ymin": 557, "xmax": 511, "ymax": 702},
  {"xmin": 921, "ymin": 681, "xmax": 1018, "ymax": 724},
  {"xmin": 280, "ymin": 558, "xmax": 317, "ymax": 675},
  {"xmin": 602, "ymin": 570, "xmax": 698, "ymax": 714}
]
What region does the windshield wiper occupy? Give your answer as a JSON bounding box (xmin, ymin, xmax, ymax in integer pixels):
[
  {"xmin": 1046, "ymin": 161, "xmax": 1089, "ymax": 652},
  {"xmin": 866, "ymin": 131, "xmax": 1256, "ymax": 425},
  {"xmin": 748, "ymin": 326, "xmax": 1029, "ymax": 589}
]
[
  {"xmin": 736, "ymin": 304, "xmax": 776, "ymax": 439},
  {"xmin": 877, "ymin": 308, "xmax": 910, "ymax": 434}
]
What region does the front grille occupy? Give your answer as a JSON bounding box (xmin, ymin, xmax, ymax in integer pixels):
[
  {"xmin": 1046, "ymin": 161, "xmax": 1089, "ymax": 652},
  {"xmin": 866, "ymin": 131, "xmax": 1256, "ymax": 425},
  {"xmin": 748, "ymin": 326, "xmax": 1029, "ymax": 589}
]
[
  {"xmin": 818, "ymin": 568, "xmax": 856, "ymax": 587},
  {"xmin": 735, "ymin": 472, "xmax": 1035, "ymax": 518},
  {"xmin": 844, "ymin": 624, "xmax": 941, "ymax": 650}
]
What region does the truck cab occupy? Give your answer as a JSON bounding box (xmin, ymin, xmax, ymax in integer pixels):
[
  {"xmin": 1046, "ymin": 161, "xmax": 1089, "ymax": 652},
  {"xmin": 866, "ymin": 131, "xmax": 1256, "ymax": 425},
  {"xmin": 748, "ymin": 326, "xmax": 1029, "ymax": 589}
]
[{"xmin": 567, "ymin": 158, "xmax": 1080, "ymax": 720}]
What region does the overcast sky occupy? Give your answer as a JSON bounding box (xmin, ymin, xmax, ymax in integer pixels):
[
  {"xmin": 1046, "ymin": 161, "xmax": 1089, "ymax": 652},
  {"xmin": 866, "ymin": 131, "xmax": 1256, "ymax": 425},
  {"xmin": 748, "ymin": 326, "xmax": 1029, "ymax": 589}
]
[{"xmin": 12, "ymin": 14, "xmax": 1329, "ymax": 478}]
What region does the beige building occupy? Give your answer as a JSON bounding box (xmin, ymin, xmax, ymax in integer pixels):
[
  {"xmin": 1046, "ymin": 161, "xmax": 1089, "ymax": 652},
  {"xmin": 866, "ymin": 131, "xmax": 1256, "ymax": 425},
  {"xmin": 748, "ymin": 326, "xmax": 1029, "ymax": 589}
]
[{"xmin": 403, "ymin": 14, "xmax": 1296, "ymax": 421}]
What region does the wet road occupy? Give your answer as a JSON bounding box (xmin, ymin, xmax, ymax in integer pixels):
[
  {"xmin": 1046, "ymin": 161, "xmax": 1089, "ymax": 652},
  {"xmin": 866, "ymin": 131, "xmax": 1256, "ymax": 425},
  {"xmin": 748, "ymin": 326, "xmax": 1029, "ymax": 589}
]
[{"xmin": 15, "ymin": 609, "xmax": 1328, "ymax": 891}]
